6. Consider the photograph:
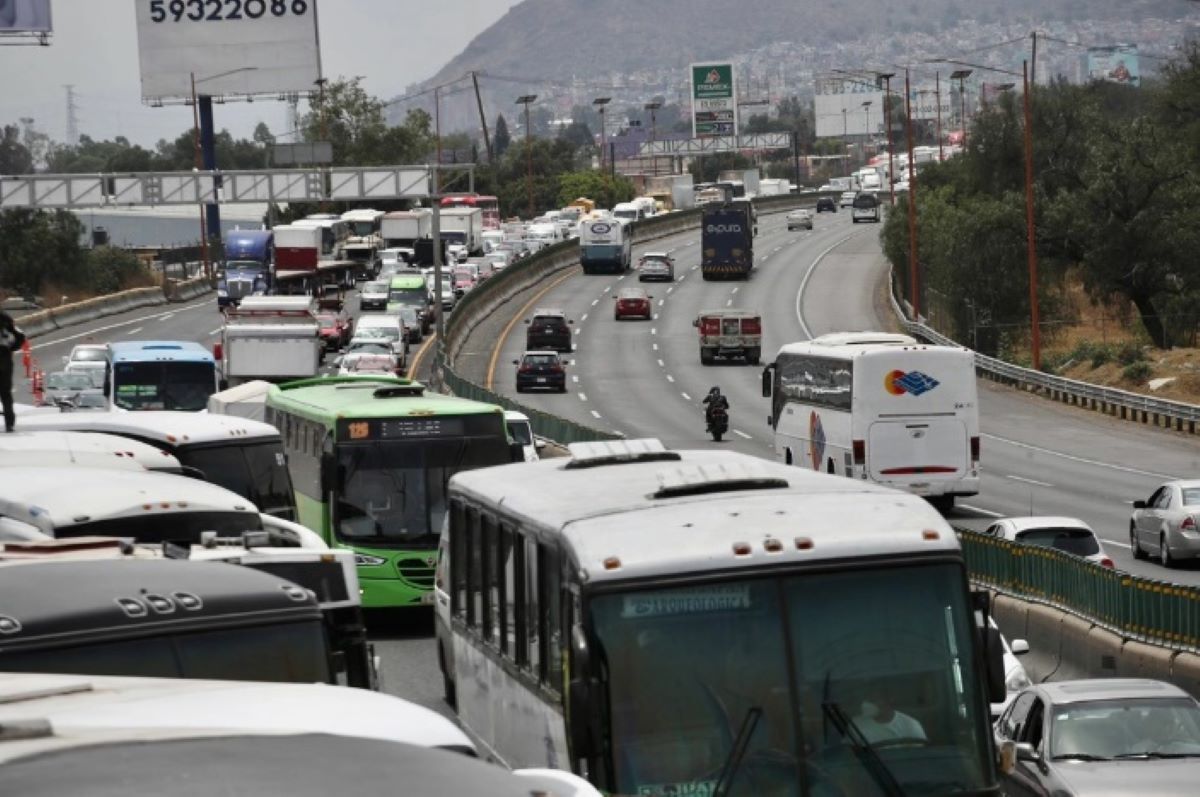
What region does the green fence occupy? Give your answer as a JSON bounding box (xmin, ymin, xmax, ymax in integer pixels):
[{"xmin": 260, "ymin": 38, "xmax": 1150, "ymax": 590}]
[
  {"xmin": 443, "ymin": 365, "xmax": 623, "ymax": 445},
  {"xmin": 959, "ymin": 528, "xmax": 1200, "ymax": 653}
]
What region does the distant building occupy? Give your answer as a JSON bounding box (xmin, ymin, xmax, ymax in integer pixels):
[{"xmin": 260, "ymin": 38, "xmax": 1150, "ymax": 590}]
[{"xmin": 71, "ymin": 204, "xmax": 273, "ymax": 249}]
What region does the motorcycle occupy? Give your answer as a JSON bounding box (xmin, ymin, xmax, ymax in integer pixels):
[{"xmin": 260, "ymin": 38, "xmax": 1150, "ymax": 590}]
[{"xmin": 707, "ymin": 405, "xmax": 729, "ymax": 442}]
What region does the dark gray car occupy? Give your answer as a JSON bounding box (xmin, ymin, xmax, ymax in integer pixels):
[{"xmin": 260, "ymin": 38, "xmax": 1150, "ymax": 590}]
[{"xmin": 995, "ymin": 678, "xmax": 1200, "ymax": 796}]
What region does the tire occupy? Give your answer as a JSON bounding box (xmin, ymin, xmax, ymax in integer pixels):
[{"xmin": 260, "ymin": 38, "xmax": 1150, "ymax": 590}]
[
  {"xmin": 1160, "ymin": 532, "xmax": 1175, "ymax": 568},
  {"xmin": 515, "ymin": 385, "xmax": 525, "ymax": 393},
  {"xmin": 929, "ymin": 495, "xmax": 955, "ymax": 513},
  {"xmin": 712, "ymin": 429, "xmax": 724, "ymax": 442},
  {"xmin": 1130, "ymin": 524, "xmax": 1145, "ymax": 559},
  {"xmin": 746, "ymin": 347, "xmax": 761, "ymax": 366},
  {"xmin": 700, "ymin": 350, "xmax": 715, "ymax": 365}
]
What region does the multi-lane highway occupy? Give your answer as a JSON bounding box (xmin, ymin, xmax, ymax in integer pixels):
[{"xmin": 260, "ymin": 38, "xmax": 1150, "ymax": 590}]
[{"xmin": 16, "ymin": 203, "xmax": 1200, "ymax": 720}]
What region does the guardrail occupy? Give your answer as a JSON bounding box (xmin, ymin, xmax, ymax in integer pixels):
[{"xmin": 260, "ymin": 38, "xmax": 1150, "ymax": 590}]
[
  {"xmin": 891, "ymin": 278, "xmax": 1200, "ymax": 434},
  {"xmin": 18, "ymin": 286, "xmax": 170, "ymax": 339},
  {"xmin": 960, "ymin": 527, "xmax": 1200, "ymax": 689},
  {"xmin": 439, "ymin": 193, "xmax": 832, "ymax": 444}
]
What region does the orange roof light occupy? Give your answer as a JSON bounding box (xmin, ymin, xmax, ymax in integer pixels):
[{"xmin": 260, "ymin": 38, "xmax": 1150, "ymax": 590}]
[
  {"xmin": 732, "ymin": 542, "xmax": 752, "ymax": 556},
  {"xmin": 603, "ymin": 556, "xmax": 622, "ymax": 570},
  {"xmin": 795, "ymin": 537, "xmax": 814, "ymax": 551},
  {"xmin": 922, "ymin": 530, "xmax": 941, "ymax": 541},
  {"xmin": 763, "ymin": 538, "xmax": 783, "ymax": 553}
]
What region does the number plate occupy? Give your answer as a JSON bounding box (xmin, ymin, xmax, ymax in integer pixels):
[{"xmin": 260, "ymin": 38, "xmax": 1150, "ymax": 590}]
[{"xmin": 536, "ymin": 377, "xmax": 547, "ymax": 383}]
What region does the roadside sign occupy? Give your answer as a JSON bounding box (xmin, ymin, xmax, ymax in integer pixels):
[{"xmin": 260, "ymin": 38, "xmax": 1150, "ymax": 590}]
[{"xmin": 691, "ymin": 62, "xmax": 738, "ymax": 138}]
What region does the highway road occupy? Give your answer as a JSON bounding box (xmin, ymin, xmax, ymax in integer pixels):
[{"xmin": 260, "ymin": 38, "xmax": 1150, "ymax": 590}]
[{"xmin": 15, "ymin": 205, "xmax": 1200, "ymax": 720}]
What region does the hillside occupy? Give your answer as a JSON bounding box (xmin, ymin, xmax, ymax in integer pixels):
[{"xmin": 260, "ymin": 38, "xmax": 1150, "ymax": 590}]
[{"xmin": 423, "ymin": 0, "xmax": 1194, "ymax": 86}]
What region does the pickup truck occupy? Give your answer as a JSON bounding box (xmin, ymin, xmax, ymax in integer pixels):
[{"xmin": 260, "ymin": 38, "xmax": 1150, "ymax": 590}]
[{"xmin": 694, "ymin": 309, "xmax": 763, "ymax": 365}]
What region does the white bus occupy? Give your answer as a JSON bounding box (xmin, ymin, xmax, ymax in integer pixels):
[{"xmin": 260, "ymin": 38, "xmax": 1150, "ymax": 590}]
[
  {"xmin": 435, "ymin": 439, "xmax": 1006, "ymax": 796},
  {"xmin": 762, "ymin": 332, "xmax": 980, "ymax": 509},
  {"xmin": 0, "ymin": 430, "xmax": 183, "ymax": 473},
  {"xmin": 15, "ymin": 411, "xmax": 297, "ymax": 520}
]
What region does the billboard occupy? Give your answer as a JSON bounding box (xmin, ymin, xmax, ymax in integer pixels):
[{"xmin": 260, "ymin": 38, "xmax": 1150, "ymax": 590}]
[
  {"xmin": 134, "ymin": 0, "xmax": 321, "ymax": 101},
  {"xmin": 0, "ymin": 0, "xmax": 52, "ymax": 33},
  {"xmin": 691, "ymin": 62, "xmax": 738, "ymax": 138},
  {"xmin": 1088, "ymin": 45, "xmax": 1140, "ymax": 88},
  {"xmin": 814, "ymin": 74, "xmax": 884, "ymax": 139},
  {"xmin": 908, "ymin": 84, "xmax": 952, "ymax": 122}
]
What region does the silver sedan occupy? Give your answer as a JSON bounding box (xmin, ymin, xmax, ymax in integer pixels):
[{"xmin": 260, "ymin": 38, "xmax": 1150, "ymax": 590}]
[{"xmin": 1130, "ymin": 479, "xmax": 1200, "ymax": 567}]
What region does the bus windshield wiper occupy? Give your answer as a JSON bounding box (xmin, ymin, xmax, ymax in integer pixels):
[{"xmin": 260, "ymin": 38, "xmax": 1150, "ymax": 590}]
[
  {"xmin": 713, "ymin": 706, "xmax": 762, "ymax": 797},
  {"xmin": 822, "ymin": 699, "xmax": 907, "ymax": 797}
]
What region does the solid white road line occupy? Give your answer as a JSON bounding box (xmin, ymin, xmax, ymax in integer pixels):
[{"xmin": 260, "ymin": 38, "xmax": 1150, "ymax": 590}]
[
  {"xmin": 794, "ymin": 233, "xmax": 856, "ymax": 340},
  {"xmin": 733, "ymin": 430, "xmax": 753, "ymax": 440},
  {"xmin": 983, "ymin": 433, "xmax": 1186, "ymax": 480},
  {"xmin": 958, "ymin": 504, "xmax": 1004, "ymax": 518},
  {"xmin": 127, "ymin": 327, "xmax": 143, "ymax": 335},
  {"xmin": 1005, "ymin": 474, "xmax": 1055, "ymax": 488}
]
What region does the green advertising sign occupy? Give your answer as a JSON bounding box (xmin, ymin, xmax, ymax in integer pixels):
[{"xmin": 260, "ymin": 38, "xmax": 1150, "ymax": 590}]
[{"xmin": 691, "ymin": 62, "xmax": 738, "ymax": 138}]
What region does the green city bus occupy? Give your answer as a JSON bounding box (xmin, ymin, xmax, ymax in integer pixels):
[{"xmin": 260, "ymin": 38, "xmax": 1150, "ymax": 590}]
[{"xmin": 265, "ymin": 375, "xmax": 516, "ymax": 609}]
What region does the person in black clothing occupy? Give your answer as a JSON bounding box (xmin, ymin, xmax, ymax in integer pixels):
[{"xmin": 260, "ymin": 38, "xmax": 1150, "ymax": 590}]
[
  {"xmin": 0, "ymin": 310, "xmax": 25, "ymax": 433},
  {"xmin": 702, "ymin": 385, "xmax": 729, "ymax": 427}
]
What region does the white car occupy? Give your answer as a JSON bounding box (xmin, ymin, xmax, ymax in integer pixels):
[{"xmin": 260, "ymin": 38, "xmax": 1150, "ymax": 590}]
[
  {"xmin": 982, "ymin": 516, "xmax": 1114, "ymax": 568},
  {"xmin": 839, "ymin": 190, "xmax": 857, "ymax": 208},
  {"xmin": 62, "ymin": 343, "xmax": 110, "ymax": 381},
  {"xmin": 1130, "ymin": 479, "xmax": 1200, "ymax": 567},
  {"xmin": 990, "ymin": 617, "xmax": 1031, "ymax": 720}
]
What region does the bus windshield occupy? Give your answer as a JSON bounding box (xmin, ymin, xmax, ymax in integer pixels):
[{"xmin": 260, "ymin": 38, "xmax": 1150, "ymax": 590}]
[
  {"xmin": 179, "ymin": 441, "xmax": 297, "ymax": 520},
  {"xmin": 334, "ymin": 437, "xmax": 509, "ymax": 546},
  {"xmin": 113, "ymin": 362, "xmax": 215, "ymax": 412},
  {"xmin": 590, "ymin": 561, "xmax": 990, "ymax": 797}
]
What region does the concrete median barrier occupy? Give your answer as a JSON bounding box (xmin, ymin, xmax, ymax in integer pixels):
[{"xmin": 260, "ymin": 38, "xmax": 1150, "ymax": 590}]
[
  {"xmin": 1118, "ymin": 639, "xmax": 1175, "ymax": 681},
  {"xmin": 1085, "ymin": 625, "xmax": 1124, "ymax": 677},
  {"xmin": 1022, "ymin": 603, "xmax": 1067, "ymax": 683},
  {"xmin": 18, "ymin": 286, "xmax": 170, "ymax": 341},
  {"xmin": 1054, "ymin": 614, "xmax": 1097, "ymax": 680},
  {"xmin": 1169, "ymin": 651, "xmax": 1200, "ymax": 695},
  {"xmin": 992, "ymin": 593, "xmax": 1029, "ymax": 642}
]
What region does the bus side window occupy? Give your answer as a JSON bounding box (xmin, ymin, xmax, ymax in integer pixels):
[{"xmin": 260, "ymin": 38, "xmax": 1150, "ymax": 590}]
[
  {"xmin": 525, "ymin": 535, "xmax": 540, "ymax": 676},
  {"xmin": 541, "ymin": 544, "xmax": 563, "ymax": 694},
  {"xmin": 465, "ymin": 508, "xmax": 481, "ymax": 628},
  {"xmin": 481, "ymin": 514, "xmax": 496, "ymax": 644},
  {"xmin": 449, "ymin": 500, "xmax": 467, "ymax": 619},
  {"xmin": 495, "ymin": 523, "xmax": 512, "ymax": 654},
  {"xmin": 512, "ymin": 532, "xmax": 527, "ymax": 667}
]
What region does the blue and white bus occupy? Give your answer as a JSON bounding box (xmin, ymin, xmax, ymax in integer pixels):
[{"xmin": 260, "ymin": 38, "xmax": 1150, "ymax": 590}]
[{"xmin": 107, "ymin": 340, "xmax": 220, "ymax": 412}]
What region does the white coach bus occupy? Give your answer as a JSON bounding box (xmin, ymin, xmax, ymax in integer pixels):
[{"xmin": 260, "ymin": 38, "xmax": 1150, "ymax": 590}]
[
  {"xmin": 435, "ymin": 439, "xmax": 1006, "ymax": 797},
  {"xmin": 762, "ymin": 332, "xmax": 980, "ymax": 510}
]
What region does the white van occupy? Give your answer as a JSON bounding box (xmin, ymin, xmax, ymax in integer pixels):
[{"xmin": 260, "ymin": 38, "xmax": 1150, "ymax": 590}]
[
  {"xmin": 503, "ymin": 410, "xmax": 540, "ymax": 462},
  {"xmin": 612, "ymin": 201, "xmax": 644, "ymax": 222},
  {"xmin": 353, "ymin": 313, "xmax": 408, "ymax": 358}
]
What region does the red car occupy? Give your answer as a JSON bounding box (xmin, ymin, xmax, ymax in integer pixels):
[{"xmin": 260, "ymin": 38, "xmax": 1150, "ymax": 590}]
[
  {"xmin": 316, "ymin": 313, "xmax": 354, "ymax": 352},
  {"xmin": 614, "ymin": 287, "xmax": 653, "ymax": 320}
]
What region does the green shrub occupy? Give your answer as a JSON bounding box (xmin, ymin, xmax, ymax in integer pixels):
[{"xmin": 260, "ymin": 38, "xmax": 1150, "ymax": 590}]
[
  {"xmin": 1118, "ymin": 342, "xmax": 1145, "ymax": 366},
  {"xmin": 1122, "ymin": 361, "xmax": 1152, "ymax": 382}
]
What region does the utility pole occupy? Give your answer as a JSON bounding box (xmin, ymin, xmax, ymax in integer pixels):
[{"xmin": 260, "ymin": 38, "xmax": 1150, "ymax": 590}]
[
  {"xmin": 904, "ymin": 68, "xmax": 920, "ymax": 320},
  {"xmin": 878, "ymin": 72, "xmax": 896, "ymax": 206},
  {"xmin": 190, "ymin": 72, "xmax": 210, "ymax": 281},
  {"xmin": 951, "ymin": 69, "xmax": 973, "ymax": 149},
  {"xmin": 1022, "ymin": 60, "xmax": 1041, "ymax": 371},
  {"xmin": 472, "ymin": 72, "xmax": 493, "ymax": 165},
  {"xmin": 434, "ymin": 86, "xmax": 442, "ymax": 194},
  {"xmin": 935, "ymin": 72, "xmax": 944, "ymax": 162},
  {"xmin": 516, "ymin": 95, "xmax": 537, "ymax": 219},
  {"xmin": 593, "ymin": 97, "xmax": 611, "ymax": 171},
  {"xmin": 1030, "ymin": 31, "xmax": 1039, "ymax": 87}
]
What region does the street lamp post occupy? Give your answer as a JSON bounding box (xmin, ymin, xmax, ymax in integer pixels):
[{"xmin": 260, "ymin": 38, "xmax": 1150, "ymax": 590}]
[
  {"xmin": 644, "ymin": 100, "xmax": 662, "ymax": 176},
  {"xmin": 878, "ymin": 72, "xmax": 896, "ymax": 206},
  {"xmin": 950, "ymin": 69, "xmax": 972, "ymax": 147},
  {"xmin": 904, "ymin": 68, "xmax": 920, "ymax": 319},
  {"xmin": 593, "ymin": 97, "xmax": 611, "ymax": 171},
  {"xmin": 190, "ymin": 66, "xmax": 257, "ymax": 281},
  {"xmin": 935, "ymin": 72, "xmax": 944, "ymax": 162},
  {"xmin": 861, "ymin": 100, "xmax": 873, "ymax": 165},
  {"xmin": 516, "ymin": 95, "xmax": 537, "ymax": 220}
]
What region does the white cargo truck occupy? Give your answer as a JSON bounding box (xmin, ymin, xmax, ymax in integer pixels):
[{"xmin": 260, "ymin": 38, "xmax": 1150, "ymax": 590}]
[
  {"xmin": 217, "ymin": 296, "xmax": 321, "ymax": 387},
  {"xmin": 440, "ymin": 207, "xmax": 484, "ymax": 255},
  {"xmin": 381, "ymin": 210, "xmax": 432, "ymax": 248}
]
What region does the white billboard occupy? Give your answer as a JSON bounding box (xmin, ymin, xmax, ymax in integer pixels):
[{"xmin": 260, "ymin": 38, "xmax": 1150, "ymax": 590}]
[
  {"xmin": 908, "ymin": 84, "xmax": 952, "ymax": 122},
  {"xmin": 134, "ymin": 0, "xmax": 321, "ymax": 101},
  {"xmin": 814, "ymin": 75, "xmax": 883, "ymax": 139},
  {"xmin": 0, "ymin": 0, "xmax": 52, "ymax": 33}
]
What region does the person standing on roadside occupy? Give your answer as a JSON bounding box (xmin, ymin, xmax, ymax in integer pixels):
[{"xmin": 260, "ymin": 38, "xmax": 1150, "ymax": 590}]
[{"xmin": 0, "ymin": 310, "xmax": 26, "ymax": 433}]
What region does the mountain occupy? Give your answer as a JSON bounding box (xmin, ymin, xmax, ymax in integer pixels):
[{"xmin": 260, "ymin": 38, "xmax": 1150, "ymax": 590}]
[{"xmin": 422, "ymin": 0, "xmax": 1195, "ymax": 86}]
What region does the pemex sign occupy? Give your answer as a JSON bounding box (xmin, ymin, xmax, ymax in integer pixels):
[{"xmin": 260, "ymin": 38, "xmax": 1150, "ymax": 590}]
[{"xmin": 691, "ymin": 62, "xmax": 738, "ymax": 138}]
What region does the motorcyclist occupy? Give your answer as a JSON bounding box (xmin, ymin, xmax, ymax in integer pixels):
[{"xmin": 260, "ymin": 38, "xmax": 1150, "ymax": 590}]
[{"xmin": 703, "ymin": 386, "xmax": 729, "ymax": 428}]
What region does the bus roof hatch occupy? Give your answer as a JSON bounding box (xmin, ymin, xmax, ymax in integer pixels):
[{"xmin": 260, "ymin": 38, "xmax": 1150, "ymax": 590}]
[
  {"xmin": 653, "ymin": 462, "xmax": 789, "ymax": 499},
  {"xmin": 564, "ymin": 438, "xmax": 680, "ymax": 470}
]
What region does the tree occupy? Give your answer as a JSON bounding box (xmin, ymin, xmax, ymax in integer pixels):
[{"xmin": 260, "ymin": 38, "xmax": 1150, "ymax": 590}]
[
  {"xmin": 556, "ymin": 170, "xmax": 635, "ymax": 210},
  {"xmin": 0, "ymin": 209, "xmax": 87, "ymax": 298},
  {"xmin": 302, "ymin": 77, "xmax": 434, "ymax": 166},
  {"xmin": 557, "ymin": 120, "xmax": 594, "ymax": 151},
  {"xmin": 0, "ymin": 125, "xmax": 33, "ymax": 175},
  {"xmin": 494, "ymin": 114, "xmax": 511, "ymax": 159}
]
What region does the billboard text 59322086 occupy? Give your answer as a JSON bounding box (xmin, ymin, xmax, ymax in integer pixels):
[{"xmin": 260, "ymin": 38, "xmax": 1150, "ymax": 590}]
[{"xmin": 134, "ymin": 0, "xmax": 321, "ymax": 101}]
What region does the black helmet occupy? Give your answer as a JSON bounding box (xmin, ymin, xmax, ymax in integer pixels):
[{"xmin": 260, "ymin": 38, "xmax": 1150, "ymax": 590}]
[{"xmin": 709, "ymin": 386, "xmax": 721, "ymax": 395}]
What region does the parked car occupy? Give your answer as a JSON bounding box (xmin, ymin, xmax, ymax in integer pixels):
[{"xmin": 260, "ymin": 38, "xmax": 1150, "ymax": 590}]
[
  {"xmin": 982, "ymin": 516, "xmax": 1115, "ymax": 569},
  {"xmin": 614, "ymin": 287, "xmax": 653, "ymax": 321},
  {"xmin": 839, "ymin": 190, "xmax": 857, "ymax": 208},
  {"xmin": 514, "ymin": 351, "xmax": 567, "ymax": 393},
  {"xmin": 815, "ymin": 196, "xmax": 837, "ymax": 213},
  {"xmin": 358, "ymin": 280, "xmax": 390, "ymax": 312},
  {"xmin": 637, "ymin": 252, "xmax": 675, "ymax": 282},
  {"xmin": 1130, "ymin": 480, "xmax": 1200, "ymax": 567},
  {"xmin": 786, "ymin": 208, "xmax": 814, "ymax": 230},
  {"xmin": 995, "ymin": 678, "xmax": 1200, "ymax": 796},
  {"xmin": 316, "ymin": 312, "xmax": 353, "ymax": 352}
]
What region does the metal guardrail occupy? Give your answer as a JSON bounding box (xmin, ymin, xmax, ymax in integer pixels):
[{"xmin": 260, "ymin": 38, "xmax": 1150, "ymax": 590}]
[
  {"xmin": 958, "ymin": 527, "xmax": 1200, "ymax": 653},
  {"xmin": 890, "ymin": 277, "xmax": 1200, "ymax": 434}
]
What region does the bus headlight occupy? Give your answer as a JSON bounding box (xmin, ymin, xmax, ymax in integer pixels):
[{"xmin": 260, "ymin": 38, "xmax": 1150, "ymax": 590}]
[{"xmin": 355, "ymin": 554, "xmax": 387, "ymax": 567}]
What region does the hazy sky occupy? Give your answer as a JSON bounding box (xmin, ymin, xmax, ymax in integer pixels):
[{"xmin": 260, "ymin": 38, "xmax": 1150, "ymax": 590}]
[{"xmin": 0, "ymin": 1, "xmax": 520, "ymax": 148}]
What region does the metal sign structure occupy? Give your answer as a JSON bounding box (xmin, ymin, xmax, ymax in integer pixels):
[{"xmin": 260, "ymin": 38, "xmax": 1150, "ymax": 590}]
[
  {"xmin": 690, "ymin": 62, "xmax": 738, "ymax": 138},
  {"xmin": 0, "ymin": 166, "xmax": 435, "ymax": 209},
  {"xmin": 271, "ymin": 142, "xmax": 334, "ymax": 166},
  {"xmin": 638, "ymin": 133, "xmax": 792, "ymax": 157}
]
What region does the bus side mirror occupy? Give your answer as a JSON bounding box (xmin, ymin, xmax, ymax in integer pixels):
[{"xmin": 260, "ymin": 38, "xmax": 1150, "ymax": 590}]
[
  {"xmin": 761, "ymin": 364, "xmax": 774, "ymax": 398},
  {"xmin": 509, "ymin": 442, "xmax": 525, "ymax": 463},
  {"xmin": 320, "ymin": 453, "xmax": 336, "ymax": 495},
  {"xmin": 985, "ymin": 623, "xmax": 1006, "ymax": 703},
  {"xmin": 567, "ymin": 625, "xmax": 601, "ymax": 760},
  {"xmin": 219, "ymin": 378, "xmax": 229, "ymax": 391}
]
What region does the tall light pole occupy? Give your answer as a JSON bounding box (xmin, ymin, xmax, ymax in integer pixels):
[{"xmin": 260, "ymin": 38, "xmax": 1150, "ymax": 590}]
[
  {"xmin": 434, "ymin": 86, "xmax": 442, "ymax": 194},
  {"xmin": 935, "ymin": 72, "xmax": 944, "ymax": 161},
  {"xmin": 644, "ymin": 100, "xmax": 662, "ymax": 176},
  {"xmin": 190, "ymin": 66, "xmax": 257, "ymax": 281},
  {"xmin": 950, "ymin": 69, "xmax": 973, "ymax": 147},
  {"xmin": 878, "ymin": 72, "xmax": 896, "ymax": 206},
  {"xmin": 593, "ymin": 97, "xmax": 611, "ymax": 171},
  {"xmin": 861, "ymin": 100, "xmax": 873, "ymax": 165},
  {"xmin": 904, "ymin": 68, "xmax": 920, "ymax": 319},
  {"xmin": 516, "ymin": 95, "xmax": 538, "ymax": 220}
]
